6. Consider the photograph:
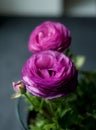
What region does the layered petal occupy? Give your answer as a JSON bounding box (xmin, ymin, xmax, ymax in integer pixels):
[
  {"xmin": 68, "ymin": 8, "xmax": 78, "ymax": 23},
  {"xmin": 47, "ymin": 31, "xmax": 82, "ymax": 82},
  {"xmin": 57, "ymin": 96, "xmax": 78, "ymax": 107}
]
[
  {"xmin": 21, "ymin": 50, "xmax": 78, "ymax": 99},
  {"xmin": 28, "ymin": 21, "xmax": 71, "ymax": 53}
]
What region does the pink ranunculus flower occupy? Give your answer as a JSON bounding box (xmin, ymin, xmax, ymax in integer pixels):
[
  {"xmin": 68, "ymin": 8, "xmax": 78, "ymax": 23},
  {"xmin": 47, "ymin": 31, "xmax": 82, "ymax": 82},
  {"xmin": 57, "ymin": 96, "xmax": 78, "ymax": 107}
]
[
  {"xmin": 21, "ymin": 50, "xmax": 78, "ymax": 99},
  {"xmin": 28, "ymin": 21, "xmax": 71, "ymax": 53}
]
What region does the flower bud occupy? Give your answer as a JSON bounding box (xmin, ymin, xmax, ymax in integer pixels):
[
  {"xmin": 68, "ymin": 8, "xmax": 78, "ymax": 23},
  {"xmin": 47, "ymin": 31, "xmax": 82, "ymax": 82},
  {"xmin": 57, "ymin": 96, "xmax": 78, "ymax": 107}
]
[
  {"xmin": 11, "ymin": 81, "xmax": 26, "ymax": 99},
  {"xmin": 13, "ymin": 80, "xmax": 26, "ymax": 94}
]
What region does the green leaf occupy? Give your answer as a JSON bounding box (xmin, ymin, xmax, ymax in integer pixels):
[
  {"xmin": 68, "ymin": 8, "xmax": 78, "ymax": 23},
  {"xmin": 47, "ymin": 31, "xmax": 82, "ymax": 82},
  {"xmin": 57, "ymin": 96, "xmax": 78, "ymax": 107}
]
[
  {"xmin": 74, "ymin": 55, "xmax": 85, "ymax": 69},
  {"xmin": 60, "ymin": 108, "xmax": 72, "ymax": 118},
  {"xmin": 11, "ymin": 92, "xmax": 21, "ymax": 99},
  {"xmin": 43, "ymin": 123, "xmax": 55, "ymax": 130}
]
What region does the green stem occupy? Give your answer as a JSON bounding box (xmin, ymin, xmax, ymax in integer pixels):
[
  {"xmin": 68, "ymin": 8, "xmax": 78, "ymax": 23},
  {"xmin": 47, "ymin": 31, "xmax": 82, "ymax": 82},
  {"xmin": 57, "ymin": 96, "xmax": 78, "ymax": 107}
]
[
  {"xmin": 24, "ymin": 93, "xmax": 33, "ymax": 106},
  {"xmin": 39, "ymin": 98, "xmax": 44, "ymax": 110},
  {"xmin": 49, "ymin": 101, "xmax": 54, "ymax": 114},
  {"xmin": 45, "ymin": 100, "xmax": 54, "ymax": 114}
]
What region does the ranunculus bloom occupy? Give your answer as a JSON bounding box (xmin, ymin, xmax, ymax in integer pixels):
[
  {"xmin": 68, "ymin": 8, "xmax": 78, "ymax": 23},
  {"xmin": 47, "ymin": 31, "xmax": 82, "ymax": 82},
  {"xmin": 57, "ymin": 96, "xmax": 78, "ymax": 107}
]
[
  {"xmin": 21, "ymin": 50, "xmax": 77, "ymax": 99},
  {"xmin": 28, "ymin": 21, "xmax": 71, "ymax": 53}
]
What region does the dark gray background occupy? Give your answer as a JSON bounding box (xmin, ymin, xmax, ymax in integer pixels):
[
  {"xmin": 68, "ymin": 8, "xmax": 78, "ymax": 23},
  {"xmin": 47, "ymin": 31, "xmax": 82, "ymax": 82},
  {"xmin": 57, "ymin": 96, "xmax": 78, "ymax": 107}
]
[{"xmin": 0, "ymin": 17, "xmax": 96, "ymax": 130}]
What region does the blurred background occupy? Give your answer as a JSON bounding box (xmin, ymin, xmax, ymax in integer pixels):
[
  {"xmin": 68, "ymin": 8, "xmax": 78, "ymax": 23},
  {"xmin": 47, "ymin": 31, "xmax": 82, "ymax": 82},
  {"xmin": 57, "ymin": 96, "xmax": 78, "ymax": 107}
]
[
  {"xmin": 0, "ymin": 0, "xmax": 96, "ymax": 17},
  {"xmin": 0, "ymin": 0, "xmax": 96, "ymax": 130}
]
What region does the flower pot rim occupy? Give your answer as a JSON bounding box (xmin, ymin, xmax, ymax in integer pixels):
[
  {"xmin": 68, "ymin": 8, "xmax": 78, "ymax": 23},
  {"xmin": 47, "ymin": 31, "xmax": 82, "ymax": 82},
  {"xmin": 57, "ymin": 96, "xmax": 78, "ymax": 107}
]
[{"xmin": 16, "ymin": 97, "xmax": 29, "ymax": 130}]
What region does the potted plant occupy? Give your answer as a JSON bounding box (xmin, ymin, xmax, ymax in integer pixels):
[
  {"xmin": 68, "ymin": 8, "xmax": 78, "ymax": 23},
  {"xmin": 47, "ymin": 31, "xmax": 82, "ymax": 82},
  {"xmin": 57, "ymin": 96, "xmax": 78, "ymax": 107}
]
[{"xmin": 12, "ymin": 21, "xmax": 96, "ymax": 130}]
